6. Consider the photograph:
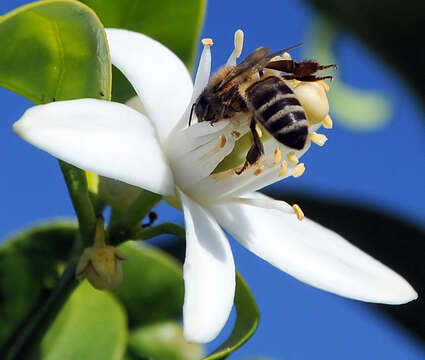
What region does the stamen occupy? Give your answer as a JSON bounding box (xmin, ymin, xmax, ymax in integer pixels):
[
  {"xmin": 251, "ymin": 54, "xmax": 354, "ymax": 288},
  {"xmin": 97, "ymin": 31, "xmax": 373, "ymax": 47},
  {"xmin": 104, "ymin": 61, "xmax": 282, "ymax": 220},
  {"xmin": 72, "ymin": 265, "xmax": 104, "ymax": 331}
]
[
  {"xmin": 293, "ymin": 163, "xmax": 305, "ymax": 178},
  {"xmin": 308, "ymin": 132, "xmax": 328, "ymax": 146},
  {"xmin": 273, "ymin": 146, "xmax": 282, "ymax": 164},
  {"xmin": 279, "ymin": 161, "xmax": 288, "ymax": 177},
  {"xmin": 226, "ymin": 29, "xmax": 245, "ymax": 66},
  {"xmin": 219, "ymin": 135, "xmax": 227, "ymax": 148},
  {"xmin": 231, "ymin": 130, "xmax": 241, "ymax": 139},
  {"xmin": 287, "ymin": 152, "xmax": 299, "ymax": 164},
  {"xmin": 292, "ymin": 204, "xmax": 304, "ymax": 221},
  {"xmin": 234, "ymin": 30, "xmax": 244, "ymax": 57},
  {"xmin": 322, "ymin": 115, "xmax": 333, "ymax": 129},
  {"xmin": 255, "ymin": 124, "xmax": 263, "ymax": 137},
  {"xmin": 192, "ymin": 39, "xmax": 212, "ymax": 99},
  {"xmin": 173, "ymin": 37, "xmax": 212, "ymax": 132},
  {"xmin": 254, "ymin": 165, "xmax": 265, "ymax": 176},
  {"xmin": 201, "ymin": 38, "xmax": 214, "ymax": 46},
  {"xmin": 317, "ymin": 80, "xmax": 330, "ymax": 91}
]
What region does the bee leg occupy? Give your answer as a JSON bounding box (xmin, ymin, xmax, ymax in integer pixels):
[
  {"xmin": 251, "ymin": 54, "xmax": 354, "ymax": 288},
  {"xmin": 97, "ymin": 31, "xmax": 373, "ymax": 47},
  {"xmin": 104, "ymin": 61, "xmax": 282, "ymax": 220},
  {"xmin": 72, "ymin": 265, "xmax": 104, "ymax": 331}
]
[
  {"xmin": 235, "ymin": 118, "xmax": 264, "ymax": 175},
  {"xmin": 282, "ymin": 74, "xmax": 333, "ymax": 82},
  {"xmin": 267, "ymin": 59, "xmax": 336, "ymax": 79}
]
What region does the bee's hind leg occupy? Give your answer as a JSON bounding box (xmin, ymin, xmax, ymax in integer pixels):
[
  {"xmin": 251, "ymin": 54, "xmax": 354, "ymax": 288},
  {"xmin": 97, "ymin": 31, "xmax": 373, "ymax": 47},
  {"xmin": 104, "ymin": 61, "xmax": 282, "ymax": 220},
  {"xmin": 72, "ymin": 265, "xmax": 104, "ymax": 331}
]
[{"xmin": 235, "ymin": 118, "xmax": 264, "ymax": 175}]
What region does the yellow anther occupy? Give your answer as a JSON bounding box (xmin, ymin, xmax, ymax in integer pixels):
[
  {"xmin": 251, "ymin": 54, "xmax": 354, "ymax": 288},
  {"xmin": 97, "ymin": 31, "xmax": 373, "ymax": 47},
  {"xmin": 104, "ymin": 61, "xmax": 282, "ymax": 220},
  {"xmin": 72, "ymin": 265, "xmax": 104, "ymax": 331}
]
[
  {"xmin": 322, "ymin": 114, "xmax": 333, "ymax": 129},
  {"xmin": 255, "ymin": 124, "xmax": 263, "ymax": 137},
  {"xmin": 231, "ymin": 130, "xmax": 241, "ymax": 139},
  {"xmin": 234, "ymin": 29, "xmax": 244, "ymax": 58},
  {"xmin": 287, "ymin": 152, "xmax": 299, "ymax": 164},
  {"xmin": 293, "ymin": 163, "xmax": 306, "ymax": 178},
  {"xmin": 219, "ymin": 135, "xmax": 227, "ymax": 148},
  {"xmin": 317, "ymin": 80, "xmax": 330, "ymax": 91},
  {"xmin": 274, "ymin": 146, "xmax": 282, "ymax": 164},
  {"xmin": 279, "ymin": 161, "xmax": 288, "ymax": 177},
  {"xmin": 201, "ymin": 38, "xmax": 214, "ymax": 46},
  {"xmin": 292, "ymin": 204, "xmax": 304, "ymax": 221},
  {"xmin": 254, "ymin": 165, "xmax": 265, "ymax": 176},
  {"xmin": 308, "ymin": 132, "xmax": 328, "ymax": 146}
]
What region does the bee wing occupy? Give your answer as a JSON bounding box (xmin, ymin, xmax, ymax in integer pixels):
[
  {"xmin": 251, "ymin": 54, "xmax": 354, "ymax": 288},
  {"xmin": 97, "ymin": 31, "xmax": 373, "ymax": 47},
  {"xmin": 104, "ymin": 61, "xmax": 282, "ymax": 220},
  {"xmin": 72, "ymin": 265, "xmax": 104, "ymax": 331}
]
[
  {"xmin": 216, "ymin": 47, "xmax": 271, "ymax": 90},
  {"xmin": 265, "ymin": 43, "xmax": 303, "ymax": 71},
  {"xmin": 216, "ymin": 44, "xmax": 303, "ymax": 92}
]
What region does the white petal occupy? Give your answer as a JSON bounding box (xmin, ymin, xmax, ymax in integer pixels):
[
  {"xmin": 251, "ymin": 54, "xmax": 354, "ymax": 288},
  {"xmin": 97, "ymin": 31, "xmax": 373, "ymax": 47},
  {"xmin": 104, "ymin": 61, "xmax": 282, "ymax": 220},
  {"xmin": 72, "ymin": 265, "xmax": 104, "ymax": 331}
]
[
  {"xmin": 207, "ymin": 192, "xmax": 417, "ymax": 304},
  {"xmin": 105, "ymin": 28, "xmax": 193, "ymax": 142},
  {"xmin": 171, "ymin": 41, "xmax": 212, "ymax": 133},
  {"xmin": 178, "ymin": 189, "xmax": 235, "ymax": 343},
  {"xmin": 13, "ymin": 99, "xmax": 175, "ymax": 196}
]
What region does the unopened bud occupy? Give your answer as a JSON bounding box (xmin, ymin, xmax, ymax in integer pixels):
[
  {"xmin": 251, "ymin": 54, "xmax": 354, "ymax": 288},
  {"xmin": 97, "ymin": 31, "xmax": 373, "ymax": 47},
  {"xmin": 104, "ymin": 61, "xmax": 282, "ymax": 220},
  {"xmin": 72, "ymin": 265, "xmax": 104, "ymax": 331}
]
[
  {"xmin": 293, "ymin": 82, "xmax": 329, "ymax": 125},
  {"xmin": 76, "ymin": 216, "xmax": 126, "ymax": 290},
  {"xmin": 98, "ymin": 176, "xmax": 141, "ymax": 211}
]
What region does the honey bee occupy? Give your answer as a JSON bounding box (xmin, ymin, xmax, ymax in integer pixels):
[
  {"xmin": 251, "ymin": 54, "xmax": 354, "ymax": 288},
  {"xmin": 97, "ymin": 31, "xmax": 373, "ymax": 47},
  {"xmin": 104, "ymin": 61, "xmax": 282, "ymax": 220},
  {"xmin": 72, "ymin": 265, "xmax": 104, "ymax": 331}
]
[{"xmin": 192, "ymin": 45, "xmax": 336, "ymax": 174}]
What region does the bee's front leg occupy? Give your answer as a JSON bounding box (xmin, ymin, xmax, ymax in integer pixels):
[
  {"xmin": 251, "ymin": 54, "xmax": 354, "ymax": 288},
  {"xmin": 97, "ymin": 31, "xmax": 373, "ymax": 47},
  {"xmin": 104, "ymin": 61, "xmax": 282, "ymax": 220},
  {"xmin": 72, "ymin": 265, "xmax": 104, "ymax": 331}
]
[{"xmin": 235, "ymin": 117, "xmax": 264, "ymax": 175}]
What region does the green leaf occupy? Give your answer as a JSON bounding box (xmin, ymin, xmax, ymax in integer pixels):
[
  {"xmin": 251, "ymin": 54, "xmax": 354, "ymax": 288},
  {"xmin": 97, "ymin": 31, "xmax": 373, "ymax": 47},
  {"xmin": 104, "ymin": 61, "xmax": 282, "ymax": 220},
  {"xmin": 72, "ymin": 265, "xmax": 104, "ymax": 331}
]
[
  {"xmin": 78, "ymin": 0, "xmax": 206, "ymax": 102},
  {"xmin": 127, "ymin": 321, "xmax": 204, "ymax": 360},
  {"xmin": 113, "ymin": 242, "xmax": 184, "ymax": 327},
  {"xmin": 0, "ymin": 221, "xmax": 77, "ymax": 350},
  {"xmin": 0, "ymin": 0, "xmax": 111, "ymax": 104},
  {"xmin": 204, "ymin": 272, "xmax": 260, "ymax": 360},
  {"xmin": 41, "ymin": 281, "xmax": 127, "ymax": 360}
]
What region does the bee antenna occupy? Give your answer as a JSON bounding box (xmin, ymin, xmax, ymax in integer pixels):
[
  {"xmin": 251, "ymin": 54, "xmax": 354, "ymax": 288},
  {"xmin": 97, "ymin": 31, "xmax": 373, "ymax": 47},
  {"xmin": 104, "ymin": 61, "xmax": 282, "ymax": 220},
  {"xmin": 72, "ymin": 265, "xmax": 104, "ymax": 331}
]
[
  {"xmin": 270, "ymin": 43, "xmax": 303, "ymax": 58},
  {"xmin": 189, "ymin": 103, "xmax": 196, "ymax": 126}
]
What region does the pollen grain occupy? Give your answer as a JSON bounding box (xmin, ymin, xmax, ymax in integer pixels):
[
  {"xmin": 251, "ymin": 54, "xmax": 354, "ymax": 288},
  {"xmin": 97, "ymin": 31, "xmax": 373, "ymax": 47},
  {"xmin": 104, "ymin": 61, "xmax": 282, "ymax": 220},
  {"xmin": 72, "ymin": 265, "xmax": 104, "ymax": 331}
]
[
  {"xmin": 308, "ymin": 132, "xmax": 328, "ymax": 146},
  {"xmin": 219, "ymin": 135, "xmax": 227, "ymax": 148},
  {"xmin": 293, "ymin": 163, "xmax": 305, "ymax": 178},
  {"xmin": 254, "ymin": 165, "xmax": 265, "ymax": 176},
  {"xmin": 323, "ymin": 115, "xmax": 333, "ymax": 129},
  {"xmin": 279, "ymin": 161, "xmax": 288, "ymax": 177},
  {"xmin": 274, "ymin": 146, "xmax": 282, "ymax": 164},
  {"xmin": 292, "ymin": 204, "xmax": 304, "ymax": 221},
  {"xmin": 287, "ymin": 152, "xmax": 299, "ymax": 164},
  {"xmin": 231, "ymin": 130, "xmax": 241, "ymax": 139},
  {"xmin": 201, "ymin": 38, "xmax": 214, "ymax": 46}
]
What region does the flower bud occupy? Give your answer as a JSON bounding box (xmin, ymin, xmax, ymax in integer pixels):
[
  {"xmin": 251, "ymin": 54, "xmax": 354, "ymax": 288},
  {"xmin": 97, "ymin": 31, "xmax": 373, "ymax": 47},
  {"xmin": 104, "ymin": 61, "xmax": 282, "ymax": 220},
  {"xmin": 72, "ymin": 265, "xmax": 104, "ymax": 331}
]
[
  {"xmin": 293, "ymin": 82, "xmax": 329, "ymax": 125},
  {"xmin": 76, "ymin": 216, "xmax": 126, "ymax": 290},
  {"xmin": 98, "ymin": 176, "xmax": 141, "ymax": 211}
]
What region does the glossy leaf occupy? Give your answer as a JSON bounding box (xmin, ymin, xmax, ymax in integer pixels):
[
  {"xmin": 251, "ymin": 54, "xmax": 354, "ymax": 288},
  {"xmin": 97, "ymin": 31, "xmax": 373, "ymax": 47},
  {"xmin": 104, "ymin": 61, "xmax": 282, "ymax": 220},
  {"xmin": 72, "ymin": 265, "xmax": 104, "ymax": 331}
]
[
  {"xmin": 113, "ymin": 242, "xmax": 184, "ymax": 326},
  {"xmin": 0, "ymin": 221, "xmax": 77, "ymax": 351},
  {"xmin": 127, "ymin": 321, "xmax": 204, "ymax": 360},
  {"xmin": 41, "ymin": 281, "xmax": 127, "ymax": 360},
  {"xmin": 204, "ymin": 272, "xmax": 260, "ymax": 360},
  {"xmin": 0, "ymin": 0, "xmax": 111, "ymax": 104},
  {"xmin": 78, "ymin": 0, "xmax": 206, "ymax": 102},
  {"xmin": 266, "ymin": 190, "xmax": 425, "ymax": 341}
]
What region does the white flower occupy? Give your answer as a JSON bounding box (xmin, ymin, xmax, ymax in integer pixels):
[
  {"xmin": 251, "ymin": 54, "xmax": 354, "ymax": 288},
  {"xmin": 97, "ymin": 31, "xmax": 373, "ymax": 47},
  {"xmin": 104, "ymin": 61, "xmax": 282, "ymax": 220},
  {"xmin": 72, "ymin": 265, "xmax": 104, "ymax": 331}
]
[{"xmin": 13, "ymin": 28, "xmax": 417, "ymax": 343}]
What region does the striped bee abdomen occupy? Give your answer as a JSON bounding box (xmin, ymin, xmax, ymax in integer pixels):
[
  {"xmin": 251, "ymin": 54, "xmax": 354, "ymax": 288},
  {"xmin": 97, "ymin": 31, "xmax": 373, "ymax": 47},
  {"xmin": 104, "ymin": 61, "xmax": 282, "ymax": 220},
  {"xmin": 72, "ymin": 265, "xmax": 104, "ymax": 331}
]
[{"xmin": 245, "ymin": 76, "xmax": 308, "ymax": 150}]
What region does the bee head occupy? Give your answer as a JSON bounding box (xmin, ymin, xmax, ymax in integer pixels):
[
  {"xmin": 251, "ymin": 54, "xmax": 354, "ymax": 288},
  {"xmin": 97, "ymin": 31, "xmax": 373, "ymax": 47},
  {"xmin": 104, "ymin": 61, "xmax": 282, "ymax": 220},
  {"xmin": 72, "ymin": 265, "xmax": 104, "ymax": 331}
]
[{"xmin": 194, "ymin": 91, "xmax": 221, "ymax": 123}]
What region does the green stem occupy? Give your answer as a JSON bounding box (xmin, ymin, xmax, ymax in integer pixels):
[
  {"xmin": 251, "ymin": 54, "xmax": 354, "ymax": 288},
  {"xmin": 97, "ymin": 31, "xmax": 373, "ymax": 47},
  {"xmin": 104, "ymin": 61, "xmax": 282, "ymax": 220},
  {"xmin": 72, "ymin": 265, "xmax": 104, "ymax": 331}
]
[
  {"xmin": 59, "ymin": 161, "xmax": 97, "ymax": 247},
  {"xmin": 109, "ymin": 189, "xmax": 162, "ymax": 245},
  {"xmin": 133, "ymin": 222, "xmax": 186, "ymax": 240},
  {"xmin": 4, "ymin": 258, "xmax": 79, "ymax": 360}
]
